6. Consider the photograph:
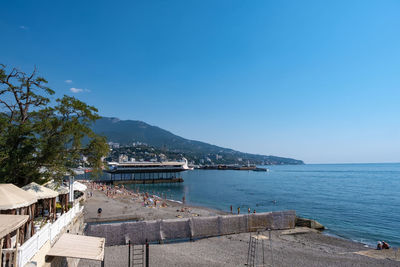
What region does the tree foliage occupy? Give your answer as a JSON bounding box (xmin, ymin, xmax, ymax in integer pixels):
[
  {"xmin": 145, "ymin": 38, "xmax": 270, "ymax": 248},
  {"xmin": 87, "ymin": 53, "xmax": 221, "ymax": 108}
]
[{"xmin": 0, "ymin": 64, "xmax": 109, "ymax": 186}]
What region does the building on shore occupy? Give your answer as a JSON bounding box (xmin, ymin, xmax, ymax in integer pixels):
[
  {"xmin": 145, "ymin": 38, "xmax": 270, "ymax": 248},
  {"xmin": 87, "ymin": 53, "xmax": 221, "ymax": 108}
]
[
  {"xmin": 0, "ymin": 214, "xmax": 29, "ymax": 266},
  {"xmin": 22, "ymin": 182, "xmax": 59, "ymax": 223},
  {"xmin": 0, "ymin": 181, "xmax": 93, "ymax": 266},
  {"xmin": 98, "ymin": 159, "xmax": 192, "ymax": 184},
  {"xmin": 0, "ymin": 184, "xmax": 37, "ymax": 246}
]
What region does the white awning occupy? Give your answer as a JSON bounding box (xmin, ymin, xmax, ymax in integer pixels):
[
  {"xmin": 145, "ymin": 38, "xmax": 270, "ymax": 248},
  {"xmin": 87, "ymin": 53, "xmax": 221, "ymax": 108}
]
[
  {"xmin": 0, "ymin": 184, "xmax": 37, "ymax": 210},
  {"xmin": 73, "ymin": 181, "xmax": 87, "ymax": 192},
  {"xmin": 0, "ymin": 215, "xmax": 29, "ymax": 239},
  {"xmin": 43, "ymin": 180, "xmax": 70, "ymax": 194},
  {"xmin": 47, "ymin": 234, "xmax": 105, "ymax": 261},
  {"xmin": 22, "ymin": 182, "xmax": 59, "ymax": 200}
]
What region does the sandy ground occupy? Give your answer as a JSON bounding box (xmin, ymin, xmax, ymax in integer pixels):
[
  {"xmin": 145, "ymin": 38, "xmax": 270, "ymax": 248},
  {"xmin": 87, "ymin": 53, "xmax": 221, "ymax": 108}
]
[
  {"xmin": 83, "ymin": 187, "xmax": 226, "ymax": 222},
  {"xmin": 79, "ymin": 184, "xmax": 399, "ymax": 267}
]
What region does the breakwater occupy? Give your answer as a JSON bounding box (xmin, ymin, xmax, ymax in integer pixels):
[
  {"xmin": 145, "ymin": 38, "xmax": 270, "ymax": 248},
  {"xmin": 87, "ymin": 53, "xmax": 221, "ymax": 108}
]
[{"xmin": 86, "ymin": 210, "xmax": 296, "ymax": 245}]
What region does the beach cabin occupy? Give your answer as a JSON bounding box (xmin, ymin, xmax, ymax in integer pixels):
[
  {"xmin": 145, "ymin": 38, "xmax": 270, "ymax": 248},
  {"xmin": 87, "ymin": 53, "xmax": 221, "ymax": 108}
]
[
  {"xmin": 22, "ymin": 182, "xmax": 59, "ymax": 223},
  {"xmin": 0, "ymin": 214, "xmax": 29, "ymax": 266},
  {"xmin": 44, "ymin": 180, "xmax": 70, "ymax": 214},
  {"xmin": 0, "ymin": 184, "xmax": 37, "ymax": 246}
]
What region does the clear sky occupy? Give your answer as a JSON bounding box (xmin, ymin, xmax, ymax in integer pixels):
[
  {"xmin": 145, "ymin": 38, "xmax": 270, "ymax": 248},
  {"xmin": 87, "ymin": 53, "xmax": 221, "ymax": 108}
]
[{"xmin": 1, "ymin": 0, "xmax": 400, "ymax": 163}]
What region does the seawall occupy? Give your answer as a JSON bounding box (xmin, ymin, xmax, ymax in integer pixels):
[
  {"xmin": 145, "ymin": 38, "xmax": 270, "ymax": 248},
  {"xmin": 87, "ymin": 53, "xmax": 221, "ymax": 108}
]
[{"xmin": 86, "ymin": 210, "xmax": 296, "ymax": 246}]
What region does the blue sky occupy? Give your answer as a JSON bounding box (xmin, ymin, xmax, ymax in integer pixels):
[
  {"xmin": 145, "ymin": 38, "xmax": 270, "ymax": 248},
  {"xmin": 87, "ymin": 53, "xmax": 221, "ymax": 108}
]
[{"xmin": 1, "ymin": 0, "xmax": 400, "ymax": 163}]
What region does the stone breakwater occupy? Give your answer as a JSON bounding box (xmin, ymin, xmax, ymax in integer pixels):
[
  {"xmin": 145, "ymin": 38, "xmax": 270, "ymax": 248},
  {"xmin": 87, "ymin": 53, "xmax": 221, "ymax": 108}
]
[
  {"xmin": 86, "ymin": 210, "xmax": 296, "ymax": 246},
  {"xmin": 296, "ymin": 217, "xmax": 325, "ymax": 230}
]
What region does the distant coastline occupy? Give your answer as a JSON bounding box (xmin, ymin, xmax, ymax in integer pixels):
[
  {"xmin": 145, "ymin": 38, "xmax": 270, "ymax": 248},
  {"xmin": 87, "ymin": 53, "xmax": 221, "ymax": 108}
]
[{"xmin": 93, "ymin": 116, "xmax": 304, "ymax": 166}]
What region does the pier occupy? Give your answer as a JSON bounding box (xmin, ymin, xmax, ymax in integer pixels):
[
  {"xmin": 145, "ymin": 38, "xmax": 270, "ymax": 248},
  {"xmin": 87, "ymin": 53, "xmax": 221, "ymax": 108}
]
[
  {"xmin": 200, "ymin": 165, "xmax": 268, "ymax": 172},
  {"xmin": 100, "ymin": 171, "xmax": 184, "ymax": 185},
  {"xmin": 93, "ymin": 160, "xmax": 190, "ymax": 184}
]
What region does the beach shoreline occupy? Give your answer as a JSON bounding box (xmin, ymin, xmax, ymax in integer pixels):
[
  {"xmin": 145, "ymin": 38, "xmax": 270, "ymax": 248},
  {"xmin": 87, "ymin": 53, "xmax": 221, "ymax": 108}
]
[
  {"xmin": 82, "ymin": 181, "xmax": 368, "ymax": 246},
  {"xmin": 80, "ymin": 181, "xmax": 399, "ymax": 266},
  {"xmin": 83, "ymin": 182, "xmax": 228, "ymax": 223}
]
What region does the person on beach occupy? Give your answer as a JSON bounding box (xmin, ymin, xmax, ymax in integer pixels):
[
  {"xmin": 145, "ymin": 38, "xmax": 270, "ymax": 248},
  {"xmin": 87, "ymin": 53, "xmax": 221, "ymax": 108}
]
[
  {"xmin": 382, "ymin": 241, "xmax": 390, "ymax": 249},
  {"xmin": 237, "ymin": 207, "xmax": 240, "ymax": 214},
  {"xmin": 377, "ymin": 241, "xmax": 383, "ymax": 250},
  {"xmin": 248, "ymin": 208, "xmax": 251, "ymax": 214},
  {"xmin": 253, "ymin": 209, "xmax": 256, "ymax": 213},
  {"xmin": 230, "ymin": 205, "xmax": 233, "ymax": 214},
  {"xmin": 182, "ymin": 195, "xmax": 186, "ymax": 204}
]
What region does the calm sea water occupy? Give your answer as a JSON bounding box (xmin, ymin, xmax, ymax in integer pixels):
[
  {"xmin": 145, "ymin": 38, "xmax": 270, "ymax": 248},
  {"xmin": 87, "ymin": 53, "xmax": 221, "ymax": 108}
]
[{"xmin": 122, "ymin": 163, "xmax": 400, "ymax": 247}]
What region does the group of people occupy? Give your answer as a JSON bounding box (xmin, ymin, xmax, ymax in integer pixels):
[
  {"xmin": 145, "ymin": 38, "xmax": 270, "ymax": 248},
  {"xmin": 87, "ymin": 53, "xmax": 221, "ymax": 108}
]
[
  {"xmin": 85, "ymin": 181, "xmax": 170, "ymax": 209},
  {"xmin": 230, "ymin": 205, "xmax": 256, "ymax": 214},
  {"xmin": 86, "ymin": 181, "xmax": 140, "ymax": 200},
  {"xmin": 377, "ymin": 241, "xmax": 390, "ymax": 250}
]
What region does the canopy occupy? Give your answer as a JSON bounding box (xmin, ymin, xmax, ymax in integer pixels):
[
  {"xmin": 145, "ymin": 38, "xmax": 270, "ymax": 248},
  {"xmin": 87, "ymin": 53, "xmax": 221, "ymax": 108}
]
[
  {"xmin": 47, "ymin": 234, "xmax": 105, "ymax": 261},
  {"xmin": 0, "ymin": 184, "xmax": 37, "ymax": 210},
  {"xmin": 22, "ymin": 182, "xmax": 59, "ymax": 200},
  {"xmin": 0, "ymin": 215, "xmax": 29, "ymax": 239},
  {"xmin": 43, "ymin": 180, "xmax": 69, "ymax": 195},
  {"xmin": 73, "ymin": 181, "xmax": 87, "ymax": 192}
]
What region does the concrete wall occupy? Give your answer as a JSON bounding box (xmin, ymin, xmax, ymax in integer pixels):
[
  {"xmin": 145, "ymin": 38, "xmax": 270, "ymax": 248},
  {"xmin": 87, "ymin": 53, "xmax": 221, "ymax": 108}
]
[{"xmin": 86, "ymin": 210, "xmax": 296, "ymax": 246}]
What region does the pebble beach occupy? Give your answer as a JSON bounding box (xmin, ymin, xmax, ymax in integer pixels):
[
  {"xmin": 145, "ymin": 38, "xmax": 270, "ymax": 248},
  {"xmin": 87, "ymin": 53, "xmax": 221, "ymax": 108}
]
[{"xmin": 80, "ymin": 182, "xmax": 400, "ymax": 266}]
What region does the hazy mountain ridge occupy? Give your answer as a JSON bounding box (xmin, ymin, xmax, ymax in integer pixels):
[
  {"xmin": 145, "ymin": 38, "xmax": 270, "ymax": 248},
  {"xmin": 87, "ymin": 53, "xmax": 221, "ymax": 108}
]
[{"xmin": 92, "ymin": 117, "xmax": 304, "ymax": 165}]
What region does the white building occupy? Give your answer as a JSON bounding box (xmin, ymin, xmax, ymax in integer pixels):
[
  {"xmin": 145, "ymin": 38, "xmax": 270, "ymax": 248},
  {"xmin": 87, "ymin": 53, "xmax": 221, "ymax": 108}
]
[
  {"xmin": 118, "ymin": 154, "xmax": 128, "ymax": 163},
  {"xmin": 108, "ymin": 142, "xmax": 120, "ymax": 149}
]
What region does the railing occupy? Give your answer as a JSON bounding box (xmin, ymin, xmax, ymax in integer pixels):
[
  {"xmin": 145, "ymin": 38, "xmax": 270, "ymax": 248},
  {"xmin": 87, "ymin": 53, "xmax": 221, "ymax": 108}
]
[{"xmin": 16, "ymin": 203, "xmax": 82, "ymax": 267}]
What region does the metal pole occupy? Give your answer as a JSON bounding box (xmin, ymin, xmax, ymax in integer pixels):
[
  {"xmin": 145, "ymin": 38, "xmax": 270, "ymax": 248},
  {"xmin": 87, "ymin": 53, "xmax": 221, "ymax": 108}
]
[
  {"xmin": 145, "ymin": 240, "xmax": 149, "ymax": 267},
  {"xmin": 247, "ymin": 234, "xmax": 251, "ymax": 266},
  {"xmin": 253, "ymin": 238, "xmax": 256, "ymax": 267},
  {"xmin": 268, "ymin": 229, "xmax": 274, "ymax": 267},
  {"xmin": 128, "ymin": 240, "xmax": 131, "ymax": 267},
  {"xmin": 262, "ymin": 239, "xmax": 265, "ymax": 267}
]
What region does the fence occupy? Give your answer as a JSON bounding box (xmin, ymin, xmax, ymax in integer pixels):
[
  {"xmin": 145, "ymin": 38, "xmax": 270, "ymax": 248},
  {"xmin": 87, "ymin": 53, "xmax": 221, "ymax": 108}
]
[
  {"xmin": 16, "ymin": 203, "xmax": 83, "ymax": 267},
  {"xmin": 87, "ymin": 210, "xmax": 296, "ymax": 246}
]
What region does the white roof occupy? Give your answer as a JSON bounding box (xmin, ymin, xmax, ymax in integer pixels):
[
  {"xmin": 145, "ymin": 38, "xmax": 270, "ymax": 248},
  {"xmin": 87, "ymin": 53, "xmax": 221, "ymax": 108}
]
[
  {"xmin": 73, "ymin": 181, "xmax": 87, "ymax": 192},
  {"xmin": 47, "ymin": 234, "xmax": 105, "ymax": 261},
  {"xmin": 108, "ymin": 161, "xmax": 186, "ymax": 166},
  {"xmin": 22, "ymin": 182, "xmax": 59, "ymax": 200},
  {"xmin": 0, "ymin": 184, "xmax": 37, "ymax": 210},
  {"xmin": 0, "ymin": 215, "xmax": 29, "ymax": 239},
  {"xmin": 43, "ymin": 180, "xmax": 70, "ymax": 194}
]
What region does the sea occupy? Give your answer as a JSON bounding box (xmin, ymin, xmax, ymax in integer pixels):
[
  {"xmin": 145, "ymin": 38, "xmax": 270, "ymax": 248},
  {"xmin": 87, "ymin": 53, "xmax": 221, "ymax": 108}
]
[{"xmin": 122, "ymin": 163, "xmax": 400, "ymax": 247}]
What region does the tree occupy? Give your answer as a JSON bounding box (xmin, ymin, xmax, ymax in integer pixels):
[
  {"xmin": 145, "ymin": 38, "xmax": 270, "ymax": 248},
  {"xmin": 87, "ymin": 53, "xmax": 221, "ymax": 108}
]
[{"xmin": 0, "ymin": 64, "xmax": 109, "ymax": 186}]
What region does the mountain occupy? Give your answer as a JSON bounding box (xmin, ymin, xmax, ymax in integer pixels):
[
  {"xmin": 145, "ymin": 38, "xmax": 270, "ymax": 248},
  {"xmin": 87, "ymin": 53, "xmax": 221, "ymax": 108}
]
[{"xmin": 92, "ymin": 117, "xmax": 304, "ymax": 165}]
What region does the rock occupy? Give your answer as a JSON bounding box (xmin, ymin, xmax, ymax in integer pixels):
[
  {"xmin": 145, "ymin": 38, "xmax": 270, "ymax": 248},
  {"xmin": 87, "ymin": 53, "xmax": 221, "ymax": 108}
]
[{"xmin": 295, "ymin": 217, "xmax": 325, "ymax": 230}]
